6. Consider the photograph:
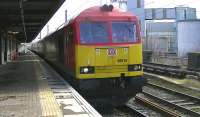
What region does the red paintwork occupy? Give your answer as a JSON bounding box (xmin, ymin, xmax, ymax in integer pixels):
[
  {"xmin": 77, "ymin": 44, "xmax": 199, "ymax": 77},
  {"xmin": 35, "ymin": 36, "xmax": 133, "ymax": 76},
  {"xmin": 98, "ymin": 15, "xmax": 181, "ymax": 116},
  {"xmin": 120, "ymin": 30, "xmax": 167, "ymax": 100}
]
[{"xmin": 76, "ymin": 6, "xmax": 137, "ymax": 20}]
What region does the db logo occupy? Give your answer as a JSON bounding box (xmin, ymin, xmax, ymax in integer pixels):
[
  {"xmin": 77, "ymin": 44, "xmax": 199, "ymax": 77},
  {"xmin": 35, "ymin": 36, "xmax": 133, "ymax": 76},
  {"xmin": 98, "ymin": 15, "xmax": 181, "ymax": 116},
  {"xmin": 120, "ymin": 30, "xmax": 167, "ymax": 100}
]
[{"xmin": 108, "ymin": 48, "xmax": 117, "ymax": 56}]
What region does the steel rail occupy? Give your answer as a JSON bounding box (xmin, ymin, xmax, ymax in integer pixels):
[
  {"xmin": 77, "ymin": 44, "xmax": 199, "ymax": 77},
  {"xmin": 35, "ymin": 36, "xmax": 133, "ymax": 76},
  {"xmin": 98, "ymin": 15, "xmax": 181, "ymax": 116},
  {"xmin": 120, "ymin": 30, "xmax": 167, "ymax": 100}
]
[
  {"xmin": 147, "ymin": 82, "xmax": 200, "ymax": 102},
  {"xmin": 135, "ymin": 95, "xmax": 181, "ymax": 117},
  {"xmin": 142, "ymin": 91, "xmax": 200, "ymax": 117}
]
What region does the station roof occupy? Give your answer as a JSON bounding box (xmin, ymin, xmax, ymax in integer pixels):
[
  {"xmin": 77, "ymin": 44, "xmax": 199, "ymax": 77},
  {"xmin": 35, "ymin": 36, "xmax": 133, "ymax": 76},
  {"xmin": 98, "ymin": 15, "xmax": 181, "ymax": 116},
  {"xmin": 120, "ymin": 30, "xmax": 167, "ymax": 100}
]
[{"xmin": 0, "ymin": 0, "xmax": 65, "ymax": 43}]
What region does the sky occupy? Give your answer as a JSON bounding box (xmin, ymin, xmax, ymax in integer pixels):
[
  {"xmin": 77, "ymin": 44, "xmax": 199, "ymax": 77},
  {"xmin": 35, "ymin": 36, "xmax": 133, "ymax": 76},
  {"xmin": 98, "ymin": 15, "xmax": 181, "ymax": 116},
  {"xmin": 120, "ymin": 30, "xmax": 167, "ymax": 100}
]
[{"xmin": 32, "ymin": 0, "xmax": 200, "ymax": 43}]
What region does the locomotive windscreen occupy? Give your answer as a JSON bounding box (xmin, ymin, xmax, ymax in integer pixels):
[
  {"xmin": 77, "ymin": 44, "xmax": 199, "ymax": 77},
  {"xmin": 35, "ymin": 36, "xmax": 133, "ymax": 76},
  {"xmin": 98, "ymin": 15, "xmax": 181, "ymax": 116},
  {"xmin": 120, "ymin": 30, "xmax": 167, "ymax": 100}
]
[
  {"xmin": 79, "ymin": 21, "xmax": 137, "ymax": 44},
  {"xmin": 112, "ymin": 22, "xmax": 137, "ymax": 43},
  {"xmin": 80, "ymin": 22, "xmax": 109, "ymax": 44}
]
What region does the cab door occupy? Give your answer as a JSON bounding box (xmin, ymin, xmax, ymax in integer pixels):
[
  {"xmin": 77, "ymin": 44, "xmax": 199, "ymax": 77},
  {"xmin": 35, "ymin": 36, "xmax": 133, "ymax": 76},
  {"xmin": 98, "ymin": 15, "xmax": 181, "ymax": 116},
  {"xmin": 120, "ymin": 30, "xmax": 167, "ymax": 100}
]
[{"xmin": 65, "ymin": 25, "xmax": 76, "ymax": 71}]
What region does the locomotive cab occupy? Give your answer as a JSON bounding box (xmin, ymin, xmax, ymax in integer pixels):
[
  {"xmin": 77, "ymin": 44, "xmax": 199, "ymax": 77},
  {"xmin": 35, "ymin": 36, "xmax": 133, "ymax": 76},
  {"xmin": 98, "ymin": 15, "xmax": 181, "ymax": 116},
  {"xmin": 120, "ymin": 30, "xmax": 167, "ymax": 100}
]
[{"xmin": 73, "ymin": 5, "xmax": 146, "ymax": 96}]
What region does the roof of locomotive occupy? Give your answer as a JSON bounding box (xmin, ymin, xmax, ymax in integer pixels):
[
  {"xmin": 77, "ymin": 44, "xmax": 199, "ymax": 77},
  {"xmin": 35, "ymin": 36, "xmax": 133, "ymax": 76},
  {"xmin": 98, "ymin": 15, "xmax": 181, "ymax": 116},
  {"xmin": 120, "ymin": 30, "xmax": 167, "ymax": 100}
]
[{"xmin": 74, "ymin": 5, "xmax": 137, "ymax": 21}]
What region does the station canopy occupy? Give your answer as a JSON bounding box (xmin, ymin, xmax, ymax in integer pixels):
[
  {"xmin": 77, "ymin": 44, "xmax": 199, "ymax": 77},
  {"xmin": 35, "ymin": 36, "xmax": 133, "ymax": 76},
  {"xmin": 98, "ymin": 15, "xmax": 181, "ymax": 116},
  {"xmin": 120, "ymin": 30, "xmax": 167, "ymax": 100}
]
[{"xmin": 0, "ymin": 0, "xmax": 65, "ymax": 43}]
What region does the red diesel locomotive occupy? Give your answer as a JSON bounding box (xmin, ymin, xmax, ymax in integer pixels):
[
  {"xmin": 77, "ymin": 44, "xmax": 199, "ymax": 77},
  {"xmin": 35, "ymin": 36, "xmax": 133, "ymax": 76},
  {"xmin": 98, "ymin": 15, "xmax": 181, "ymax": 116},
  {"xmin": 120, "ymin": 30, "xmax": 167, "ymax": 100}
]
[{"xmin": 32, "ymin": 5, "xmax": 146, "ymax": 98}]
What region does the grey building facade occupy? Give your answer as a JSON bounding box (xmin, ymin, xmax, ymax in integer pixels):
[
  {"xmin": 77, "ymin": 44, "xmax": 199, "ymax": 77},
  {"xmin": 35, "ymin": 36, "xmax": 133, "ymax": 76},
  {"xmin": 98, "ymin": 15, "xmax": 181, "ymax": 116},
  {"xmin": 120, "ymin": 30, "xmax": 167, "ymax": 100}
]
[{"xmin": 145, "ymin": 7, "xmax": 197, "ymax": 57}]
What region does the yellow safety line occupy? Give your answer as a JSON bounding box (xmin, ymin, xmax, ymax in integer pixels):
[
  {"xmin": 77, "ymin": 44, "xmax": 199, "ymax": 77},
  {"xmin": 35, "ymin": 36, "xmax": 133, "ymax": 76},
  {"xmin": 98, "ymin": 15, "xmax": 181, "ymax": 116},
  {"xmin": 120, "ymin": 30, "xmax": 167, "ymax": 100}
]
[{"xmin": 32, "ymin": 55, "xmax": 63, "ymax": 117}]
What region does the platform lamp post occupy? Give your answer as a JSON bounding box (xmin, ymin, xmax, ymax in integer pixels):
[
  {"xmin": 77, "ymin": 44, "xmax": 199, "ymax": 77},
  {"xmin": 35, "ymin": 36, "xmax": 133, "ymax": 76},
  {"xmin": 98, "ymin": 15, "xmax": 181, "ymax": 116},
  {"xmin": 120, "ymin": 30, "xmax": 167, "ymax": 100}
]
[{"xmin": 19, "ymin": 0, "xmax": 28, "ymax": 53}]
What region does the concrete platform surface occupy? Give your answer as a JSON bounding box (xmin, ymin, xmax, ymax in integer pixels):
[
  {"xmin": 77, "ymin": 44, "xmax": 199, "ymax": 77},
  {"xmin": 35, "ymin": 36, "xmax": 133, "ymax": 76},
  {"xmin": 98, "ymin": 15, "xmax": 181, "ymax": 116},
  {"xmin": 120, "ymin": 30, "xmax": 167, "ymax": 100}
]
[{"xmin": 0, "ymin": 52, "xmax": 101, "ymax": 117}]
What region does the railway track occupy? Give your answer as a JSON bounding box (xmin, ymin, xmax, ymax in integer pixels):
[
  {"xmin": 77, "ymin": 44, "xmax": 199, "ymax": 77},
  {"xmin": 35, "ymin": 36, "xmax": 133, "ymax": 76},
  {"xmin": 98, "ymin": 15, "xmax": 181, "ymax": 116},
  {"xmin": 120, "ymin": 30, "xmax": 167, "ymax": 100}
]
[
  {"xmin": 143, "ymin": 82, "xmax": 200, "ymax": 117},
  {"xmin": 124, "ymin": 104, "xmax": 148, "ymax": 117},
  {"xmin": 118, "ymin": 95, "xmax": 181, "ymax": 117},
  {"xmin": 134, "ymin": 95, "xmax": 181, "ymax": 117},
  {"xmin": 115, "ymin": 103, "xmax": 156, "ymax": 117},
  {"xmin": 143, "ymin": 63, "xmax": 200, "ymax": 78},
  {"xmin": 118, "ymin": 82, "xmax": 200, "ymax": 116}
]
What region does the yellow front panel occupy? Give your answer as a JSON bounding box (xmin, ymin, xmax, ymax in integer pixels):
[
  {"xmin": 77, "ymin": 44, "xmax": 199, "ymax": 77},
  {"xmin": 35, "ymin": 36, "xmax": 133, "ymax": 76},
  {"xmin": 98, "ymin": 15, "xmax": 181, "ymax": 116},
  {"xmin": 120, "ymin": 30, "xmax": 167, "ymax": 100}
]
[
  {"xmin": 96, "ymin": 66, "xmax": 128, "ymax": 73},
  {"xmin": 76, "ymin": 46, "xmax": 95, "ymax": 66},
  {"xmin": 95, "ymin": 48, "xmax": 110, "ymax": 66},
  {"xmin": 76, "ymin": 44, "xmax": 143, "ymax": 79},
  {"xmin": 95, "ymin": 47, "xmax": 128, "ymax": 66},
  {"xmin": 113, "ymin": 47, "xmax": 129, "ymax": 65},
  {"xmin": 129, "ymin": 44, "xmax": 143, "ymax": 64}
]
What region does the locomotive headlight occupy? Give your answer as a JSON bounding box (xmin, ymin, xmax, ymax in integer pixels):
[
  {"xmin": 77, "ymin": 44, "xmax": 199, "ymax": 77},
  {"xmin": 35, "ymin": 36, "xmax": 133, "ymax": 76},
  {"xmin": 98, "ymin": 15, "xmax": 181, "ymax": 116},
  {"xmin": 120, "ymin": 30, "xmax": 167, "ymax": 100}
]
[
  {"xmin": 83, "ymin": 68, "xmax": 89, "ymax": 73},
  {"xmin": 134, "ymin": 65, "xmax": 139, "ymax": 70},
  {"xmin": 128, "ymin": 64, "xmax": 142, "ymax": 71},
  {"xmin": 80, "ymin": 66, "xmax": 95, "ymax": 74}
]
